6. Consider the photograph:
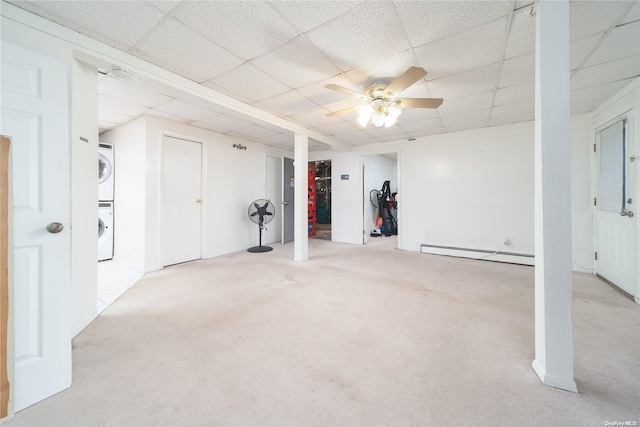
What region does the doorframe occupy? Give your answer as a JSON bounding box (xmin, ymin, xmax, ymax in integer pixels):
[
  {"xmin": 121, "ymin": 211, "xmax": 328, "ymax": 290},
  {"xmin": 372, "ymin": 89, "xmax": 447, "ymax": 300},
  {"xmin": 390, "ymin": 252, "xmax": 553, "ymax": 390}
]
[
  {"xmin": 361, "ymin": 151, "xmax": 400, "ymax": 246},
  {"xmin": 159, "ymin": 131, "xmax": 208, "ymax": 266},
  {"xmin": 591, "ymin": 108, "xmax": 639, "ymax": 304}
]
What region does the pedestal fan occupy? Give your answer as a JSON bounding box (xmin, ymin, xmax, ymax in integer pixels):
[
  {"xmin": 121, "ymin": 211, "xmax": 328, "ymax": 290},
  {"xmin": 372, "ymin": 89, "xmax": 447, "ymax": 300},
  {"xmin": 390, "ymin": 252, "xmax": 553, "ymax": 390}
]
[{"xmin": 247, "ymin": 199, "xmax": 275, "ymax": 253}]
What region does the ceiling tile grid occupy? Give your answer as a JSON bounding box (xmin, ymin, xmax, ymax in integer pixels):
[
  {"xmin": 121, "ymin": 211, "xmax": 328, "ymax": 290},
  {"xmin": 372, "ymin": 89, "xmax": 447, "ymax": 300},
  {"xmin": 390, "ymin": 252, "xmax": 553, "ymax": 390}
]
[
  {"xmin": 306, "ymin": 1, "xmax": 411, "ymax": 72},
  {"xmin": 174, "ymin": 1, "xmax": 300, "ymax": 61},
  {"xmin": 8, "ymin": 0, "xmax": 639, "ymax": 150},
  {"xmin": 134, "ymin": 19, "xmax": 244, "ymax": 82}
]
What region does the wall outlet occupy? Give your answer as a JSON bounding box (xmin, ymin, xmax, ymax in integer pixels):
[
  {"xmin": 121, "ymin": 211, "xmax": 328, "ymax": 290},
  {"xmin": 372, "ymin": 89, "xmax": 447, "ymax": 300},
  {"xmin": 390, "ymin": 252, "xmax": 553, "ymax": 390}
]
[{"xmin": 504, "ymin": 238, "xmax": 511, "ymax": 245}]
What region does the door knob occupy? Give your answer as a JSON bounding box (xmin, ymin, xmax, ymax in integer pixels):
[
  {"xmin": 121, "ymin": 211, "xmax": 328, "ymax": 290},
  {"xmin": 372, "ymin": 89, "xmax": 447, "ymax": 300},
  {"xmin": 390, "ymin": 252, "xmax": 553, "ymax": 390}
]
[
  {"xmin": 283, "ymin": 201, "xmax": 289, "ymax": 205},
  {"xmin": 620, "ymin": 209, "xmax": 634, "ymax": 218},
  {"xmin": 46, "ymin": 222, "xmax": 64, "ymax": 233},
  {"xmin": 196, "ymin": 199, "xmax": 202, "ymax": 204}
]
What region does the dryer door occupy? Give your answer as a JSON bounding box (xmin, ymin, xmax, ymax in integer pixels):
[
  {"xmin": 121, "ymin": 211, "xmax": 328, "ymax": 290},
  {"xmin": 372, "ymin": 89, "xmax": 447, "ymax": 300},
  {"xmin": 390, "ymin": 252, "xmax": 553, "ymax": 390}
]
[{"xmin": 98, "ymin": 153, "xmax": 112, "ymax": 184}]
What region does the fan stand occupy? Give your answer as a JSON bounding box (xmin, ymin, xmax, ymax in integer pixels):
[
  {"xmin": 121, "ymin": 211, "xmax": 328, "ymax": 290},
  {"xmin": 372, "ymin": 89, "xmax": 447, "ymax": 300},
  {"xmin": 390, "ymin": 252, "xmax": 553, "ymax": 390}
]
[{"xmin": 248, "ymin": 220, "xmax": 272, "ymax": 253}]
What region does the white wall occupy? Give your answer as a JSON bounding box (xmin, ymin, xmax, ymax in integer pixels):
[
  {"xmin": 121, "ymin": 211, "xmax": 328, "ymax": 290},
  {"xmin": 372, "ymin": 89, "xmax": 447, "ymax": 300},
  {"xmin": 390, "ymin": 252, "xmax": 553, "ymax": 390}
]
[
  {"xmin": 265, "ymin": 155, "xmax": 283, "ymax": 245},
  {"xmin": 330, "ymin": 151, "xmax": 364, "ymax": 244},
  {"xmin": 103, "ymin": 116, "xmax": 290, "ymax": 272},
  {"xmin": 70, "ymin": 60, "xmax": 99, "ymax": 336},
  {"xmin": 590, "ymin": 78, "xmax": 640, "ymax": 301}
]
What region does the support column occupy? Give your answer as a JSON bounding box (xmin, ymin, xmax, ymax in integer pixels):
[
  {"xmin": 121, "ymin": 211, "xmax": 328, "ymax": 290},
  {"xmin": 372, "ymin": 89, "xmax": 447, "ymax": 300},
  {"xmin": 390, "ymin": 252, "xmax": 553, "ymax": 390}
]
[
  {"xmin": 532, "ymin": 0, "xmax": 577, "ymax": 392},
  {"xmin": 293, "ymin": 133, "xmax": 309, "ymax": 262}
]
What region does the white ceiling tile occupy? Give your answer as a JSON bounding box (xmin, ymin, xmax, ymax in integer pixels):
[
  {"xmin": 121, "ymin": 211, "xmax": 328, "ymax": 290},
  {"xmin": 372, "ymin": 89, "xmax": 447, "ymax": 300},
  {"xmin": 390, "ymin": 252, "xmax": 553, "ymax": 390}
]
[
  {"xmin": 316, "ymin": 120, "xmax": 360, "ymax": 135},
  {"xmin": 189, "ymin": 120, "xmax": 227, "ymax": 134},
  {"xmin": 269, "ymin": 1, "xmax": 365, "ymax": 33},
  {"xmin": 571, "ymin": 78, "xmax": 636, "ymax": 105},
  {"xmin": 494, "ymin": 81, "xmax": 535, "ymax": 105},
  {"xmin": 498, "ymin": 53, "xmax": 534, "ymax": 88},
  {"xmin": 136, "ymin": 19, "xmax": 243, "ymax": 82},
  {"xmin": 206, "ymin": 63, "xmax": 290, "ymax": 102},
  {"xmin": 398, "ymin": 117, "xmax": 443, "ymax": 133},
  {"xmin": 505, "ymin": 7, "xmax": 535, "ymax": 59},
  {"xmin": 258, "ymin": 90, "xmax": 321, "ymax": 116},
  {"xmin": 145, "ymin": 110, "xmax": 189, "ymax": 123},
  {"xmin": 336, "ymin": 130, "xmax": 376, "ymax": 145},
  {"xmin": 404, "ymin": 127, "xmax": 447, "ymax": 139},
  {"xmin": 261, "ymin": 132, "xmax": 294, "ymax": 146},
  {"xmin": 99, "ymin": 77, "xmax": 173, "ymax": 108},
  {"xmin": 429, "ymin": 63, "xmax": 501, "ymax": 100},
  {"xmin": 437, "ymin": 92, "xmax": 494, "ymax": 117},
  {"xmin": 175, "ymin": 1, "xmax": 299, "ymax": 61},
  {"xmin": 154, "ymin": 99, "xmax": 218, "ymax": 122},
  {"xmin": 514, "ymin": 1, "xmax": 534, "ymax": 10},
  {"xmin": 98, "ymin": 95, "xmax": 150, "ymax": 117},
  {"xmin": 99, "ymin": 110, "xmax": 128, "ymax": 124},
  {"xmin": 364, "ymin": 125, "xmax": 409, "ymax": 139},
  {"xmin": 491, "ymin": 99, "xmax": 534, "ymax": 118},
  {"xmin": 198, "ymin": 114, "xmax": 252, "ymax": 131},
  {"xmin": 415, "ymin": 17, "xmax": 507, "ymax": 81},
  {"xmin": 306, "ymin": 1, "xmax": 411, "ymax": 72},
  {"xmin": 441, "ymin": 109, "xmax": 491, "ymax": 127},
  {"xmin": 571, "ymin": 55, "xmax": 640, "ymax": 90},
  {"xmin": 374, "ymin": 132, "xmax": 412, "ymax": 144},
  {"xmin": 148, "ymin": 1, "xmax": 180, "ymax": 13},
  {"xmin": 223, "ymin": 130, "xmax": 255, "ymax": 141},
  {"xmin": 345, "ymin": 51, "xmax": 419, "ymax": 88},
  {"xmin": 396, "ymin": 105, "xmax": 440, "ymax": 123},
  {"xmin": 583, "ymin": 21, "xmax": 640, "ymax": 67},
  {"xmin": 252, "ymin": 36, "xmax": 341, "ymax": 88},
  {"xmin": 446, "ymin": 120, "xmax": 490, "ymax": 133},
  {"xmin": 488, "ymin": 112, "xmax": 534, "ymax": 127},
  {"xmin": 571, "ymin": 100, "xmax": 605, "ymax": 115},
  {"xmin": 24, "ymin": 1, "xmax": 166, "ymax": 48},
  {"xmin": 297, "ymin": 75, "xmax": 363, "ymax": 107},
  {"xmin": 395, "ymin": 1, "xmax": 511, "ymax": 47},
  {"xmin": 570, "ymin": 1, "xmax": 632, "ymax": 40},
  {"xmin": 570, "ymin": 33, "xmax": 604, "ymax": 70},
  {"xmin": 620, "ymin": 2, "xmax": 640, "ymax": 25},
  {"xmin": 234, "ymin": 125, "xmax": 279, "ymax": 139},
  {"xmin": 290, "ymin": 109, "xmax": 338, "ymax": 127}
]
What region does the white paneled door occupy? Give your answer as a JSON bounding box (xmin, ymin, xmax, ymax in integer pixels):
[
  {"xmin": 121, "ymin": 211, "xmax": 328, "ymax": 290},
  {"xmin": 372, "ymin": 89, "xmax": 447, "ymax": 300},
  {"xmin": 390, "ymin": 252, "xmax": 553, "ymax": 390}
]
[
  {"xmin": 1, "ymin": 42, "xmax": 72, "ymax": 411},
  {"xmin": 595, "ymin": 118, "xmax": 637, "ymax": 296},
  {"xmin": 162, "ymin": 136, "xmax": 202, "ymax": 266}
]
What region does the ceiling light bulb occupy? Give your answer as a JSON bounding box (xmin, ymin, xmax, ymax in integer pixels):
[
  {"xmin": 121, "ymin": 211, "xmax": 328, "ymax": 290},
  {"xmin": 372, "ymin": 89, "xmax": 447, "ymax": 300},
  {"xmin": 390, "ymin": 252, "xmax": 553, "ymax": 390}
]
[
  {"xmin": 388, "ymin": 103, "xmax": 402, "ymax": 118},
  {"xmin": 357, "ymin": 115, "xmax": 369, "ymax": 127},
  {"xmin": 384, "ymin": 115, "xmax": 397, "ymax": 127},
  {"xmin": 358, "ymin": 104, "xmax": 373, "ymax": 120},
  {"xmin": 371, "ymin": 111, "xmax": 386, "ymax": 127}
]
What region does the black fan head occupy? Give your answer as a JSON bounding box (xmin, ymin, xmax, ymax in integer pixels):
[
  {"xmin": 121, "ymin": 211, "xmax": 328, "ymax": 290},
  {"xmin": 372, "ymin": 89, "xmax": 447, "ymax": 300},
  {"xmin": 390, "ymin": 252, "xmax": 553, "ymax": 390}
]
[{"xmin": 248, "ymin": 199, "xmax": 275, "ymax": 225}]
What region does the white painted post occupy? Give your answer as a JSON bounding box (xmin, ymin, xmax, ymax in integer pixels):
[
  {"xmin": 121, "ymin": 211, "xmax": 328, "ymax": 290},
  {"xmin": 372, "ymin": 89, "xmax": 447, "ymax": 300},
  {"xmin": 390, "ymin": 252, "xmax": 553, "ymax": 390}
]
[
  {"xmin": 532, "ymin": 0, "xmax": 577, "ymax": 392},
  {"xmin": 293, "ymin": 133, "xmax": 309, "ymax": 262}
]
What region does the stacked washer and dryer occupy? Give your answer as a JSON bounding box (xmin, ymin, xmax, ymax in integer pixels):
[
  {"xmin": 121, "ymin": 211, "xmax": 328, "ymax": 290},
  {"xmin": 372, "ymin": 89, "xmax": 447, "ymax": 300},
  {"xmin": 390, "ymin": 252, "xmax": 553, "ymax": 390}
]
[{"xmin": 98, "ymin": 143, "xmax": 114, "ymax": 261}]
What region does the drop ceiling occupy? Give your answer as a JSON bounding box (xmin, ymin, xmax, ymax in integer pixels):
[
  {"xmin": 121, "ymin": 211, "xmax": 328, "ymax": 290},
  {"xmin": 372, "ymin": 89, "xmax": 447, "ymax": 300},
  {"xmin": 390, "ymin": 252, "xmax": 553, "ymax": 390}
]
[{"xmin": 8, "ymin": 0, "xmax": 640, "ymax": 151}]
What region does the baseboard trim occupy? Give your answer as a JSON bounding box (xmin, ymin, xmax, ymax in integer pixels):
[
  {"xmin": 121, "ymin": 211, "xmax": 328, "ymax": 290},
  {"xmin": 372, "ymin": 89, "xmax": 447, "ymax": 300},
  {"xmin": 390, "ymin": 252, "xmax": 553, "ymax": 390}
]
[
  {"xmin": 531, "ymin": 360, "xmax": 578, "ymax": 393},
  {"xmin": 420, "ymin": 244, "xmax": 535, "ymax": 266}
]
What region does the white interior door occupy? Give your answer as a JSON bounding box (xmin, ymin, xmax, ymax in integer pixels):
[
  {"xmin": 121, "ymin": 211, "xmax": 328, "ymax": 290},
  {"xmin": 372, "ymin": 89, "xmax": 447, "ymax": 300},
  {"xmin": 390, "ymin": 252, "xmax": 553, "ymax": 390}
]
[
  {"xmin": 595, "ymin": 118, "xmax": 637, "ymax": 296},
  {"xmin": 162, "ymin": 136, "xmax": 202, "ymax": 266},
  {"xmin": 1, "ymin": 42, "xmax": 72, "ymax": 411}
]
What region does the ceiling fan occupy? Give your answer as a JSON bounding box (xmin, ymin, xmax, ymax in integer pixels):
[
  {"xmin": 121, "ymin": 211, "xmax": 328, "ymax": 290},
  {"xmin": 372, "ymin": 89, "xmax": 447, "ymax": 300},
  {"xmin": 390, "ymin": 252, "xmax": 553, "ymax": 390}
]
[{"xmin": 325, "ymin": 66, "xmax": 443, "ymax": 128}]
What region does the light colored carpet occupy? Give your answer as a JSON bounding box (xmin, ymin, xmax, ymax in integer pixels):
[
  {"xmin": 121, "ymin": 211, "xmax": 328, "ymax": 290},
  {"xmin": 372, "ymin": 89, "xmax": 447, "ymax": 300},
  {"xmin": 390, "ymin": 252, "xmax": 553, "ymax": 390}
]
[{"xmin": 6, "ymin": 237, "xmax": 639, "ymax": 426}]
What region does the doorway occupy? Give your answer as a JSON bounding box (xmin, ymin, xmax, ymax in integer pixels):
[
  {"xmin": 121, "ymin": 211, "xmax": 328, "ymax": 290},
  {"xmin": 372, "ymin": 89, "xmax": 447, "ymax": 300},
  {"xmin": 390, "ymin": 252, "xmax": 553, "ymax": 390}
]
[
  {"xmin": 363, "ymin": 153, "xmax": 398, "ymax": 244},
  {"xmin": 311, "ymin": 160, "xmax": 332, "ymax": 241}
]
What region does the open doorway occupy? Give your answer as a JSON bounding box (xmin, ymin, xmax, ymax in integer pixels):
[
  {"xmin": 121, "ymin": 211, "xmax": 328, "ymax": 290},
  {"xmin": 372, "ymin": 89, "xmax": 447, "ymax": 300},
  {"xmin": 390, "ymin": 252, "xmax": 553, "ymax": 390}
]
[
  {"xmin": 363, "ymin": 153, "xmax": 398, "ymax": 244},
  {"xmin": 310, "ymin": 160, "xmax": 332, "ymax": 241}
]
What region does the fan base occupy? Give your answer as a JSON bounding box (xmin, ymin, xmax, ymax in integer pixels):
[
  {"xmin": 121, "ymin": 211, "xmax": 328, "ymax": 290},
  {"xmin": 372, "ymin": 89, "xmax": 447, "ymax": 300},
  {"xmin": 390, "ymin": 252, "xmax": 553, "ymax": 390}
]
[{"xmin": 247, "ymin": 245, "xmax": 273, "ymax": 253}]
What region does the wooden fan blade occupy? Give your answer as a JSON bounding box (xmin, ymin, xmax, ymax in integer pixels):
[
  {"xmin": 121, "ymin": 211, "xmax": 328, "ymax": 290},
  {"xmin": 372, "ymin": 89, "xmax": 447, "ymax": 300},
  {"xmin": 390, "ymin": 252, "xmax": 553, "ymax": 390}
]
[
  {"xmin": 397, "ymin": 98, "xmax": 443, "ymax": 109},
  {"xmin": 325, "ymin": 84, "xmax": 369, "ymax": 100},
  {"xmin": 383, "ymin": 67, "xmax": 428, "ymax": 97},
  {"xmin": 326, "ymin": 106, "xmax": 360, "ymax": 117}
]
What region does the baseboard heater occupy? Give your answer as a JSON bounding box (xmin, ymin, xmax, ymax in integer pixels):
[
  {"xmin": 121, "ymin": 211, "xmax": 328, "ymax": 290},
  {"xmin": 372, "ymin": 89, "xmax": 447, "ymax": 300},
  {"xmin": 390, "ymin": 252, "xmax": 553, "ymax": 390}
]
[{"xmin": 420, "ymin": 244, "xmax": 535, "ymax": 266}]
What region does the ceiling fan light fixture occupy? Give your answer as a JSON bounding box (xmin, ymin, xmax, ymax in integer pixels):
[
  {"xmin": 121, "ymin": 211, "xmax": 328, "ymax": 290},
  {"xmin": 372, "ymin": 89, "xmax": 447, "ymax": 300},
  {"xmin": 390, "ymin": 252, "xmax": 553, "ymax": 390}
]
[
  {"xmin": 384, "ymin": 114, "xmax": 397, "ymax": 127},
  {"xmin": 388, "ymin": 102, "xmax": 402, "ymax": 118},
  {"xmin": 371, "ymin": 110, "xmax": 386, "ymax": 127}
]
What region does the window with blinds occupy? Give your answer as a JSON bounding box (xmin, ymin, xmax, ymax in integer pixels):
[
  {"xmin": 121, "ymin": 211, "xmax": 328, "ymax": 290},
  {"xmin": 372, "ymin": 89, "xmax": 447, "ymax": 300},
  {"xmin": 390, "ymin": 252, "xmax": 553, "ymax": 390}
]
[{"xmin": 596, "ymin": 119, "xmax": 626, "ymax": 213}]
